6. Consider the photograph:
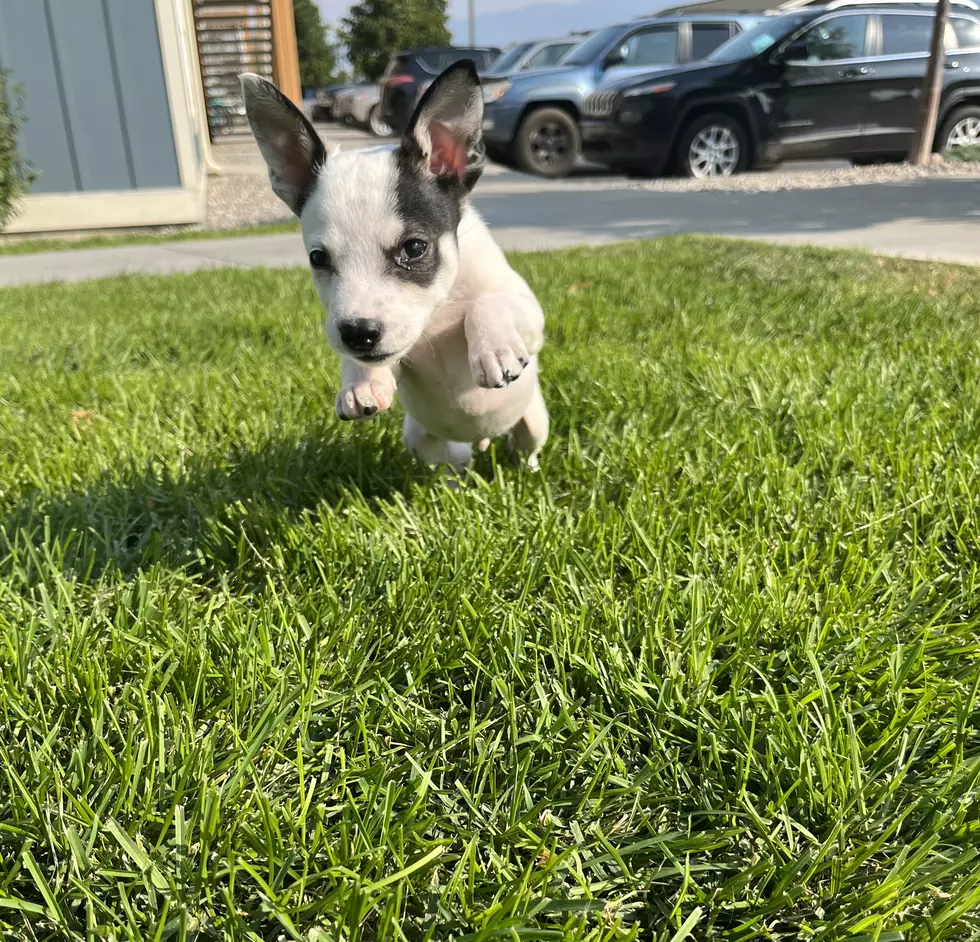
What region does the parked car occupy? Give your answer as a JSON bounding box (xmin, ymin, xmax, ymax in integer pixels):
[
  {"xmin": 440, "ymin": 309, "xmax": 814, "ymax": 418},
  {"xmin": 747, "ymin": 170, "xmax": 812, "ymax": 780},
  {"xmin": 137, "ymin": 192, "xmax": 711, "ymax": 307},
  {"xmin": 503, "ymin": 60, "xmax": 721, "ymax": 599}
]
[
  {"xmin": 580, "ymin": 5, "xmax": 980, "ymax": 178},
  {"xmin": 332, "ymin": 86, "xmax": 358, "ymax": 124},
  {"xmin": 483, "ymin": 36, "xmax": 583, "ymax": 78},
  {"xmin": 481, "ymin": 14, "xmax": 760, "ymax": 177},
  {"xmin": 343, "ymin": 84, "xmax": 393, "ymax": 137},
  {"xmin": 380, "ymin": 46, "xmax": 502, "ymax": 133},
  {"xmin": 313, "ymin": 83, "xmax": 359, "ymax": 122}
]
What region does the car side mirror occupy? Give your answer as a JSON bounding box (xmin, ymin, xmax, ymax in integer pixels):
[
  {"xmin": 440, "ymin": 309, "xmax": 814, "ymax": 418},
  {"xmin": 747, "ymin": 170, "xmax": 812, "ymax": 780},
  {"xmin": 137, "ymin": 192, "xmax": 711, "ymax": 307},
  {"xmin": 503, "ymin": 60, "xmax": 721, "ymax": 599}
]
[
  {"xmin": 604, "ymin": 45, "xmax": 628, "ymax": 69},
  {"xmin": 781, "ymin": 39, "xmax": 809, "ymax": 63}
]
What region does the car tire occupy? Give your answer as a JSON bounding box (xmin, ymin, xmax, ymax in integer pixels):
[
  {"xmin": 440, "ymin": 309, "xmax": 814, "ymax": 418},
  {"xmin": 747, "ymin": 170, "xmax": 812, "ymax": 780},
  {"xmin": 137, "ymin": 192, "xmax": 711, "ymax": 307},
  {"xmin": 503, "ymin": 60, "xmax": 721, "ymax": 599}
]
[
  {"xmin": 936, "ymin": 104, "xmax": 980, "ymax": 153},
  {"xmin": 368, "ymin": 105, "xmax": 392, "ymax": 138},
  {"xmin": 675, "ymin": 112, "xmax": 749, "ymax": 179},
  {"xmin": 514, "ymin": 107, "xmax": 580, "ymax": 178}
]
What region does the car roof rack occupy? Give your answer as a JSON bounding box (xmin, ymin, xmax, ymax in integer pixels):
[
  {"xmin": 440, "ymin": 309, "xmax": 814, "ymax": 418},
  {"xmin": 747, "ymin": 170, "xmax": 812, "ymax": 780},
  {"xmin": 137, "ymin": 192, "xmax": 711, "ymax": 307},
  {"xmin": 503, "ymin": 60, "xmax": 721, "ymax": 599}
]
[
  {"xmin": 659, "ymin": 0, "xmax": 977, "ymax": 13},
  {"xmin": 822, "ymin": 0, "xmax": 978, "ymax": 8}
]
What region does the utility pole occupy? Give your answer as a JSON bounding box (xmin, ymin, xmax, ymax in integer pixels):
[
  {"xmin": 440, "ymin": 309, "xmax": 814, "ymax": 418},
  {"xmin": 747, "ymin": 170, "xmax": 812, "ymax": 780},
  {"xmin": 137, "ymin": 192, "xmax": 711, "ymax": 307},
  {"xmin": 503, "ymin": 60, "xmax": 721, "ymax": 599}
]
[
  {"xmin": 909, "ymin": 0, "xmax": 951, "ymax": 164},
  {"xmin": 468, "ymin": 0, "xmax": 476, "ymax": 46}
]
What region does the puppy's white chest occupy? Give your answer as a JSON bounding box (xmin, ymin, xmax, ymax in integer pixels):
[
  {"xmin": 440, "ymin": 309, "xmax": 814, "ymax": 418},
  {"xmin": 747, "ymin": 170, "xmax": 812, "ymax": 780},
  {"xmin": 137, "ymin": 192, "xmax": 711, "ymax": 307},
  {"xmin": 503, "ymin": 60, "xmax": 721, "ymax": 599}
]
[{"xmin": 398, "ymin": 314, "xmax": 536, "ymax": 442}]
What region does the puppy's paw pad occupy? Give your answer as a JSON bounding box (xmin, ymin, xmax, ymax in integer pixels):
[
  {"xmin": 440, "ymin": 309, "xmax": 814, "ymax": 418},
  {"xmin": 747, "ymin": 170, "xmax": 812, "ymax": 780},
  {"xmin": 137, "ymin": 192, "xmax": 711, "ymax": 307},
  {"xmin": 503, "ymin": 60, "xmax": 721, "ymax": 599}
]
[{"xmin": 336, "ymin": 381, "xmax": 393, "ymax": 421}]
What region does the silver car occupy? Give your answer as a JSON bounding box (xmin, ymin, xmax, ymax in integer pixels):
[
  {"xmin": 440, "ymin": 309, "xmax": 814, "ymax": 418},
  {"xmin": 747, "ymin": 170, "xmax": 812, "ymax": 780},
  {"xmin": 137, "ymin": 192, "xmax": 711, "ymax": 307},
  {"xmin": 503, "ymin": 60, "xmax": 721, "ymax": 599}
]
[
  {"xmin": 348, "ymin": 84, "xmax": 393, "ymax": 137},
  {"xmin": 332, "ymin": 84, "xmax": 391, "ymax": 137},
  {"xmin": 482, "ymin": 36, "xmax": 583, "ymax": 78}
]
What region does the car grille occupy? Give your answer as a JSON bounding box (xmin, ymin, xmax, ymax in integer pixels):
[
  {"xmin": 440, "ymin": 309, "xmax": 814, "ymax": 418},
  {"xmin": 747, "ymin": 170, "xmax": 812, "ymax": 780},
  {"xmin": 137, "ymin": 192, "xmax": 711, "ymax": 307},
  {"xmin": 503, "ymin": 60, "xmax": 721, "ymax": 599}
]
[{"xmin": 584, "ymin": 91, "xmax": 617, "ymax": 119}]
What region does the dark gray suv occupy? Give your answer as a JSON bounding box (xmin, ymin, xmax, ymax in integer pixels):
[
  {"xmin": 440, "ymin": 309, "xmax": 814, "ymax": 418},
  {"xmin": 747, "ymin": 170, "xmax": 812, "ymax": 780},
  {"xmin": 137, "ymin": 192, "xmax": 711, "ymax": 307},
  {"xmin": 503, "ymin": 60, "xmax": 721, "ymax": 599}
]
[
  {"xmin": 481, "ymin": 14, "xmax": 760, "ymax": 177},
  {"xmin": 579, "ymin": 5, "xmax": 980, "ymax": 178}
]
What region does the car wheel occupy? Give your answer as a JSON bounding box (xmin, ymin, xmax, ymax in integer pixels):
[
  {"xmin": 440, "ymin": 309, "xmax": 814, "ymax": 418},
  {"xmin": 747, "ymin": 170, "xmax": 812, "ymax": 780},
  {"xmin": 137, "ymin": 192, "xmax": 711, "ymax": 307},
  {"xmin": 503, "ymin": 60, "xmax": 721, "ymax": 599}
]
[
  {"xmin": 937, "ymin": 105, "xmax": 980, "ymax": 152},
  {"xmin": 514, "ymin": 107, "xmax": 580, "ymax": 178},
  {"xmin": 676, "ymin": 113, "xmax": 748, "ymax": 179},
  {"xmin": 368, "ymin": 105, "xmax": 392, "ymax": 138}
]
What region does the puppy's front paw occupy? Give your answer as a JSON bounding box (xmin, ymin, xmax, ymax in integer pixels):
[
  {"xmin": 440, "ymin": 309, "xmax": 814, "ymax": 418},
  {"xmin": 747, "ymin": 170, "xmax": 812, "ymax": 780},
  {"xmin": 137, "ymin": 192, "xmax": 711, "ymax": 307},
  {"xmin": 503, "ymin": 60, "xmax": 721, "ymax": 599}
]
[
  {"xmin": 336, "ymin": 380, "xmax": 394, "ymax": 421},
  {"xmin": 469, "ymin": 327, "xmax": 530, "ymax": 389}
]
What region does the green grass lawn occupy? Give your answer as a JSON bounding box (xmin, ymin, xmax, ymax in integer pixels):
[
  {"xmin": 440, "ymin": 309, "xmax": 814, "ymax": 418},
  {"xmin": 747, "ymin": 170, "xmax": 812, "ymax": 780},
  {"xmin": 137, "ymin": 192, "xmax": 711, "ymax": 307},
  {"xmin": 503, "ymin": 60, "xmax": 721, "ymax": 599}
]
[
  {"xmin": 1, "ymin": 237, "xmax": 979, "ymax": 941},
  {"xmin": 945, "ymin": 145, "xmax": 980, "ymax": 164},
  {"xmin": 0, "ymin": 220, "xmax": 299, "ymax": 257}
]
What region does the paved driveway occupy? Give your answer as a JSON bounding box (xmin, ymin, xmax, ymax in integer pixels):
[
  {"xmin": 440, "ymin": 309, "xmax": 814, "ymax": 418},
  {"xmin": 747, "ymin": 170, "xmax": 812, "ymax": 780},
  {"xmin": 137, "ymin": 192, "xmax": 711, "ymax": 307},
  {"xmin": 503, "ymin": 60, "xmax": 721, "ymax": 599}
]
[
  {"xmin": 0, "ymin": 127, "xmax": 978, "ymax": 287},
  {"xmin": 211, "ymin": 125, "xmax": 980, "ymax": 265}
]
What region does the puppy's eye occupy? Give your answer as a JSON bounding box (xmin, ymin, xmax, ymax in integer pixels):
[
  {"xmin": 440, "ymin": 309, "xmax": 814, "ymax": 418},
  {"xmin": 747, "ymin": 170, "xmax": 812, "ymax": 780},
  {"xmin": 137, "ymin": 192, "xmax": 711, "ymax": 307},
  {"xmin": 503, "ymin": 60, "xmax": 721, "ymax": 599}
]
[
  {"xmin": 402, "ymin": 239, "xmax": 428, "ymax": 260},
  {"xmin": 309, "ymin": 248, "xmax": 332, "ymax": 271}
]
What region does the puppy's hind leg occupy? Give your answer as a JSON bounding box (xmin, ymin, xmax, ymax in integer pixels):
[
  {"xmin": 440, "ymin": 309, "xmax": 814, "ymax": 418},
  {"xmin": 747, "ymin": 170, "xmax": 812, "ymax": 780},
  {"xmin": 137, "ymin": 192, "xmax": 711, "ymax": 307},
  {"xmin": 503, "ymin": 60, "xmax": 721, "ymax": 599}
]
[
  {"xmin": 508, "ymin": 383, "xmax": 549, "ymax": 470},
  {"xmin": 403, "ymin": 415, "xmax": 473, "ymax": 474}
]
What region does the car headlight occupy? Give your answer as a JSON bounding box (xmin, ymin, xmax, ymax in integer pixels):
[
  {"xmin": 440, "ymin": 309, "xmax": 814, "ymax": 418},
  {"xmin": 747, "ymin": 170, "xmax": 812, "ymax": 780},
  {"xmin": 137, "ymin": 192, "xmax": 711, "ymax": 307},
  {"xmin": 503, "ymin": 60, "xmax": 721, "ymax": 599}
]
[
  {"xmin": 482, "ymin": 81, "xmax": 511, "ymax": 104},
  {"xmin": 622, "ymin": 81, "xmax": 676, "ymax": 98}
]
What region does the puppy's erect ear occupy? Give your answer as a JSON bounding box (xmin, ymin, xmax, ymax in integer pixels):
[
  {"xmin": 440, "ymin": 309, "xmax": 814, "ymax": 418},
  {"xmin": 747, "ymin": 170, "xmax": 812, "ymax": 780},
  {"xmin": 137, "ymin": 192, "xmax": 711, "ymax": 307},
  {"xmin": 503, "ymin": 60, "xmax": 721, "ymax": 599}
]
[
  {"xmin": 240, "ymin": 73, "xmax": 327, "ymax": 216},
  {"xmin": 401, "ymin": 60, "xmax": 485, "ymax": 192}
]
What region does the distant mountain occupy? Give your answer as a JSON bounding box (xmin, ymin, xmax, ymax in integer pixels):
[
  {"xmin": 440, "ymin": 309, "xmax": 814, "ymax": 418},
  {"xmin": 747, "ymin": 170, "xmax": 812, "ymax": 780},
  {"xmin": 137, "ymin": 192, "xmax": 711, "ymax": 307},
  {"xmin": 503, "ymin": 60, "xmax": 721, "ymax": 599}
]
[{"xmin": 450, "ymin": 0, "xmax": 688, "ymax": 46}]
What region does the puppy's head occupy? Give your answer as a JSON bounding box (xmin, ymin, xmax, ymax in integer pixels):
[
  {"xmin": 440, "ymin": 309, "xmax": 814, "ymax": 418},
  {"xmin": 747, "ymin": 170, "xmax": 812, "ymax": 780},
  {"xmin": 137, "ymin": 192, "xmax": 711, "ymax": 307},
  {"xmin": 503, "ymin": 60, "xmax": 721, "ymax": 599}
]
[{"xmin": 241, "ymin": 62, "xmax": 485, "ymax": 366}]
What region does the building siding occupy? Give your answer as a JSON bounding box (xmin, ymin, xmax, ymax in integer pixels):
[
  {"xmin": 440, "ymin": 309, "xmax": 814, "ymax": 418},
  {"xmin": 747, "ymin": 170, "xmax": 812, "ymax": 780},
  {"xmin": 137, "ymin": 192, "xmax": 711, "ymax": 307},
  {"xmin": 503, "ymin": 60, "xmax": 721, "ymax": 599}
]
[{"xmin": 0, "ymin": 0, "xmax": 182, "ymax": 195}]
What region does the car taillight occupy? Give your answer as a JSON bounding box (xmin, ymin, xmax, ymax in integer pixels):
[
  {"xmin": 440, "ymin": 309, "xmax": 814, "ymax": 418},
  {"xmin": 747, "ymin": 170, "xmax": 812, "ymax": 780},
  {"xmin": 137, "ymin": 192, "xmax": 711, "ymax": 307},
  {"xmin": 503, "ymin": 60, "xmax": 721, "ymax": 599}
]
[{"xmin": 383, "ymin": 74, "xmax": 413, "ymax": 86}]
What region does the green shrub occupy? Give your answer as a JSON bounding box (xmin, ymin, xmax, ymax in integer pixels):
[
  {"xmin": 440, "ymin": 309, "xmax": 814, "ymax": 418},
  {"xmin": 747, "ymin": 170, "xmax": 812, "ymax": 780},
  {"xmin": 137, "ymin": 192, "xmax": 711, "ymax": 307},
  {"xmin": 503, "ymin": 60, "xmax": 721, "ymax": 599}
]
[
  {"xmin": 944, "ymin": 143, "xmax": 980, "ymax": 163},
  {"xmin": 0, "ymin": 70, "xmax": 32, "ymax": 231}
]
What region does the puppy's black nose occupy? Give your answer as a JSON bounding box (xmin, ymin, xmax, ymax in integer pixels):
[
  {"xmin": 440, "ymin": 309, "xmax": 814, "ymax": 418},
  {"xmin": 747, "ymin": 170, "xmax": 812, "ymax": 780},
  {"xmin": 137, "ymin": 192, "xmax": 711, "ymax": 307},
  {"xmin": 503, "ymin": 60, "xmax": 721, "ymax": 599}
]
[{"xmin": 338, "ymin": 319, "xmax": 384, "ymax": 354}]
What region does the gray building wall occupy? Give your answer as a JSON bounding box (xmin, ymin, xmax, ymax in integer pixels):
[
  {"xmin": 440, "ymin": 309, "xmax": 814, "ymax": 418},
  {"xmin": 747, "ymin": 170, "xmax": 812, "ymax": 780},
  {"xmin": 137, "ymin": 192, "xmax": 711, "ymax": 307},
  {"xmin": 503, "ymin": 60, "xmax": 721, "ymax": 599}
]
[{"xmin": 0, "ymin": 0, "xmax": 182, "ymax": 195}]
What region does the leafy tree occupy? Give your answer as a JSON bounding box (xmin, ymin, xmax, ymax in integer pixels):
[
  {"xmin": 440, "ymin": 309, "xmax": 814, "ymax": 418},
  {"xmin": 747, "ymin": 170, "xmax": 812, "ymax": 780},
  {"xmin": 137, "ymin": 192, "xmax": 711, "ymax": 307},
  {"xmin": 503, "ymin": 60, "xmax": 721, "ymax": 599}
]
[
  {"xmin": 0, "ymin": 71, "xmax": 32, "ymax": 231},
  {"xmin": 293, "ymin": 0, "xmax": 340, "ymax": 88},
  {"xmin": 342, "ymin": 0, "xmax": 450, "ymax": 82}
]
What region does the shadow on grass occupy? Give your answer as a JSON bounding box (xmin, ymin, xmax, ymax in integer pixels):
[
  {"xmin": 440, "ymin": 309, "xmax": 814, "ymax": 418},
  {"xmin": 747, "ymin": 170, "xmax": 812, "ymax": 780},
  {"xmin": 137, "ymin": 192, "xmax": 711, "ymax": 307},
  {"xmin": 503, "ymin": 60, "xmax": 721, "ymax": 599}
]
[{"xmin": 0, "ymin": 426, "xmax": 419, "ymax": 590}]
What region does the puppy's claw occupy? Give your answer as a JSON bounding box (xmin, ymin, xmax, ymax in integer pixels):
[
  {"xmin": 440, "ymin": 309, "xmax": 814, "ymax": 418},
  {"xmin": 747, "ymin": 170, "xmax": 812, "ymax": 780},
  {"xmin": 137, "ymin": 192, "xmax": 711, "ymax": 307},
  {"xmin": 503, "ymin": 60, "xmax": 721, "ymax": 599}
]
[
  {"xmin": 471, "ymin": 344, "xmax": 530, "ymax": 390},
  {"xmin": 335, "ymin": 380, "xmax": 394, "ymax": 421}
]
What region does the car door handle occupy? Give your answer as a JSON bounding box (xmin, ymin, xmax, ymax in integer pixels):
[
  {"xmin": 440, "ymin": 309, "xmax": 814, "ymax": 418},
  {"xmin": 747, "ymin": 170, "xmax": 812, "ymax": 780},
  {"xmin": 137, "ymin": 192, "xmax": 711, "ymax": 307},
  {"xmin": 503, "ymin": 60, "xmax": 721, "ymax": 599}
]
[
  {"xmin": 945, "ymin": 60, "xmax": 960, "ymax": 70},
  {"xmin": 840, "ymin": 67, "xmax": 874, "ymax": 77}
]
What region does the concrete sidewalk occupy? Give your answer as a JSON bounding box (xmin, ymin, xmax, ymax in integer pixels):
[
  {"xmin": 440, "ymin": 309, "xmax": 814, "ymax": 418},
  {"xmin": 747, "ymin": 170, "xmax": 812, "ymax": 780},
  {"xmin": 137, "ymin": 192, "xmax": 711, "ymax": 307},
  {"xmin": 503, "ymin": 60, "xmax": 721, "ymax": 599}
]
[{"xmin": 2, "ymin": 175, "xmax": 979, "ymax": 287}]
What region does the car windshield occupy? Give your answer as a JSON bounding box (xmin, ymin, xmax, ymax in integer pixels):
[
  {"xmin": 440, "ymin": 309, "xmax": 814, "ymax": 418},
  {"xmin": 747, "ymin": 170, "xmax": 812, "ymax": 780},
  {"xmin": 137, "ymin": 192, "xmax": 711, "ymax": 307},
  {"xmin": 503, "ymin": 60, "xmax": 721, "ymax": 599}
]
[
  {"xmin": 561, "ymin": 25, "xmax": 624, "ymax": 66},
  {"xmin": 707, "ymin": 13, "xmax": 809, "ymax": 62},
  {"xmin": 488, "ymin": 42, "xmax": 534, "ymax": 73}
]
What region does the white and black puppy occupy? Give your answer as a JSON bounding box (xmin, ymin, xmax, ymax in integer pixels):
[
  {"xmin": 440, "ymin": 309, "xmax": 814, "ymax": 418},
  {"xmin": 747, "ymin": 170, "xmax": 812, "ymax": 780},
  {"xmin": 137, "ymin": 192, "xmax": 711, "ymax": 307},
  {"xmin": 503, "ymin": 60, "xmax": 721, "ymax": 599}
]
[{"xmin": 240, "ymin": 62, "xmax": 548, "ymax": 471}]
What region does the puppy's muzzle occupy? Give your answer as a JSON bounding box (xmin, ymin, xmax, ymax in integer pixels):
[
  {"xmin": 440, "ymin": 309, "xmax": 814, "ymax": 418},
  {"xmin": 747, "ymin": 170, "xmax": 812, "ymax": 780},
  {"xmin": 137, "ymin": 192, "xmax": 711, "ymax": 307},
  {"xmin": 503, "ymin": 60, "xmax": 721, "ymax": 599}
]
[{"xmin": 338, "ymin": 318, "xmax": 384, "ymax": 358}]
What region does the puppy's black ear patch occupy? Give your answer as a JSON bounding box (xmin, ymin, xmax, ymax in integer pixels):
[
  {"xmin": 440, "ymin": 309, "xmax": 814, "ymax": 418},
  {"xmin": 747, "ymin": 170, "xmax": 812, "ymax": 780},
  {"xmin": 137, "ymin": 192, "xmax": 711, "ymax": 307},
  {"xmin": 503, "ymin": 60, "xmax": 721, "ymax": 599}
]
[
  {"xmin": 240, "ymin": 73, "xmax": 327, "ymax": 215},
  {"xmin": 400, "ymin": 60, "xmax": 486, "ymax": 193}
]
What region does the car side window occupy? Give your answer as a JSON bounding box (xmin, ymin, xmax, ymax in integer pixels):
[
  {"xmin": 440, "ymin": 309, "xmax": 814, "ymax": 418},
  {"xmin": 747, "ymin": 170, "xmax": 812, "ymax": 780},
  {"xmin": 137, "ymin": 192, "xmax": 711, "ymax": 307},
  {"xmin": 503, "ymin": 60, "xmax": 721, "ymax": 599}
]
[
  {"xmin": 617, "ymin": 25, "xmax": 679, "ymax": 68},
  {"xmin": 550, "ymin": 43, "xmax": 576, "ymax": 63},
  {"xmin": 951, "ymin": 15, "xmax": 980, "ymax": 48},
  {"xmin": 528, "ymin": 42, "xmax": 574, "ymax": 67},
  {"xmin": 692, "ymin": 24, "xmax": 734, "ymax": 59},
  {"xmin": 881, "ymin": 14, "xmax": 933, "ymax": 56},
  {"xmin": 795, "ymin": 15, "xmax": 869, "ymax": 61}
]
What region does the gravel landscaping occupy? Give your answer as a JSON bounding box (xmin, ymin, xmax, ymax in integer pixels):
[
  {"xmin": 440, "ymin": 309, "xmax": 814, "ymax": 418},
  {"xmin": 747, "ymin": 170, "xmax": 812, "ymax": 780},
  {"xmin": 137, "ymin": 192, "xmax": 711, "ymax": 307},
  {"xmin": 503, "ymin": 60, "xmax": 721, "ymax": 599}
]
[
  {"xmin": 204, "ymin": 134, "xmax": 980, "ymax": 229},
  {"xmin": 628, "ymin": 157, "xmax": 980, "ymax": 194},
  {"xmin": 207, "ymin": 172, "xmax": 292, "ymax": 230}
]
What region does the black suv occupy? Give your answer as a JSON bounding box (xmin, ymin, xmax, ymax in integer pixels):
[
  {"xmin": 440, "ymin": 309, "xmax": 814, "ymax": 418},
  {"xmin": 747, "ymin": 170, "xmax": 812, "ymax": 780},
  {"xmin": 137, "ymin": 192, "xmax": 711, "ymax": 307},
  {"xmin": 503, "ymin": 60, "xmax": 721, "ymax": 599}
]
[
  {"xmin": 380, "ymin": 46, "xmax": 502, "ymax": 132},
  {"xmin": 581, "ymin": 5, "xmax": 980, "ymax": 176}
]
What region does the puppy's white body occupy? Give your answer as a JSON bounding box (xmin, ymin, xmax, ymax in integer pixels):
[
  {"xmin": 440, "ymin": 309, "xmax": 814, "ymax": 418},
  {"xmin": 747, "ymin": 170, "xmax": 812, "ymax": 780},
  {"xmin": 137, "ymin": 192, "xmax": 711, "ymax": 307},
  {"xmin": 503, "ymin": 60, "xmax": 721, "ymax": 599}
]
[
  {"xmin": 336, "ymin": 199, "xmax": 544, "ymax": 451},
  {"xmin": 242, "ymin": 63, "xmax": 548, "ymax": 469}
]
